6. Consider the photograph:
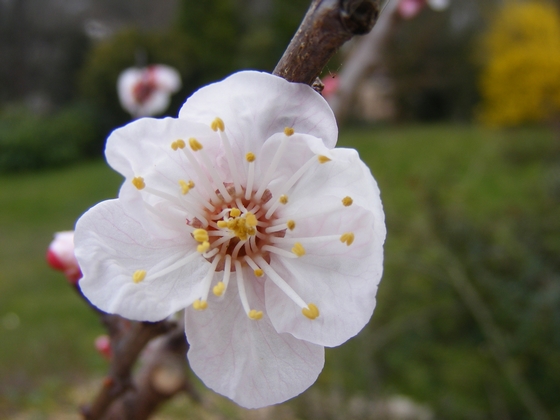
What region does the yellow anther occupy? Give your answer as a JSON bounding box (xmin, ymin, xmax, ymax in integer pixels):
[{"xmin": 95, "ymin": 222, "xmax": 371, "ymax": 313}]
[
  {"xmin": 248, "ymin": 309, "xmax": 263, "ymax": 320},
  {"xmin": 287, "ymin": 220, "xmax": 296, "ymax": 230},
  {"xmin": 246, "ymin": 213, "xmax": 258, "ymax": 227},
  {"xmin": 245, "ymin": 152, "xmax": 256, "ymax": 162},
  {"xmin": 171, "ymin": 139, "xmax": 186, "ymax": 150},
  {"xmin": 132, "ymin": 269, "xmax": 146, "ymax": 284},
  {"xmin": 132, "ymin": 177, "xmax": 145, "ymax": 190},
  {"xmin": 284, "ymin": 127, "xmax": 295, "ymax": 136},
  {"xmin": 217, "ymin": 220, "xmax": 228, "ymax": 228},
  {"xmin": 189, "ymin": 138, "xmax": 203, "ymax": 151},
  {"xmin": 340, "ymin": 232, "xmax": 355, "ymax": 246},
  {"xmin": 193, "ymin": 299, "xmax": 208, "ymax": 310},
  {"xmin": 211, "ymin": 117, "xmax": 225, "ymax": 132},
  {"xmin": 254, "ymin": 268, "xmax": 264, "ymax": 277},
  {"xmin": 213, "ymin": 281, "xmax": 226, "ymax": 297},
  {"xmin": 342, "ymin": 196, "xmax": 353, "ymax": 207},
  {"xmin": 197, "ymin": 241, "xmax": 210, "ymax": 253},
  {"xmin": 302, "ymin": 303, "xmax": 320, "ymax": 320},
  {"xmin": 279, "ymin": 194, "xmax": 288, "ymax": 204},
  {"xmin": 318, "ymin": 155, "xmax": 331, "ymax": 163},
  {"xmin": 179, "ymin": 179, "xmax": 192, "ymax": 195},
  {"xmin": 193, "ymin": 229, "xmax": 209, "ymax": 243},
  {"xmin": 292, "ymin": 242, "xmax": 306, "ymax": 257},
  {"xmin": 230, "ymin": 208, "xmax": 241, "ymax": 217}
]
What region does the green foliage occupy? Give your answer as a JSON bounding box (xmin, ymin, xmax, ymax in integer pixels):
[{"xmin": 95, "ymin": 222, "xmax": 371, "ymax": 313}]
[
  {"xmin": 79, "ymin": 28, "xmax": 193, "ymax": 129},
  {"xmin": 175, "ymin": 0, "xmax": 309, "ymax": 79},
  {"xmin": 2, "ymin": 125, "xmax": 559, "ymax": 418},
  {"xmin": 0, "ymin": 104, "xmax": 101, "ymax": 173},
  {"xmin": 478, "ymin": 1, "xmax": 560, "ymax": 126}
]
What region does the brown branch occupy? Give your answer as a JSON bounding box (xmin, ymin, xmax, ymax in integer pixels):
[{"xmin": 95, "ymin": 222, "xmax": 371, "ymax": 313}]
[
  {"xmin": 81, "ymin": 317, "xmax": 174, "ymax": 420},
  {"xmin": 101, "ymin": 327, "xmax": 200, "ymax": 420},
  {"xmin": 273, "ymin": 0, "xmax": 380, "ymax": 85}
]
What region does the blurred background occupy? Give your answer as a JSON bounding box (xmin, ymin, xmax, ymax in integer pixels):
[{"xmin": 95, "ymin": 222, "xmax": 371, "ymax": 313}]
[{"xmin": 1, "ymin": 0, "xmax": 560, "ymax": 418}]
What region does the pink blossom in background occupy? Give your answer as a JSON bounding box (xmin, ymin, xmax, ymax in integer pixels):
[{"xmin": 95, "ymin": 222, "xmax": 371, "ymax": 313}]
[
  {"xmin": 398, "ymin": 0, "xmax": 449, "ymax": 19},
  {"xmin": 321, "ymin": 74, "xmax": 339, "ymax": 99},
  {"xmin": 46, "ymin": 231, "xmax": 82, "ymax": 284},
  {"xmin": 117, "ymin": 65, "xmax": 182, "ymax": 118},
  {"xmin": 398, "ymin": 0, "xmax": 426, "ymax": 19}
]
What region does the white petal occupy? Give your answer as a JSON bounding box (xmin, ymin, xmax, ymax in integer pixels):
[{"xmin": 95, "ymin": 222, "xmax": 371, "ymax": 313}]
[
  {"xmin": 105, "ymin": 117, "xmax": 226, "ymax": 235},
  {"xmin": 178, "ymin": 71, "xmax": 338, "ymax": 154},
  {"xmin": 75, "ymin": 199, "xmax": 207, "ymax": 321},
  {"xmin": 266, "ymin": 205, "xmax": 383, "ymax": 347},
  {"xmin": 185, "ymin": 275, "xmax": 324, "ymax": 408}
]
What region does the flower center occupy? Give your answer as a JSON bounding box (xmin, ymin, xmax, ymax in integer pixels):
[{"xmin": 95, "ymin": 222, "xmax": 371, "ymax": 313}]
[{"xmin": 129, "ymin": 117, "xmax": 357, "ymax": 321}]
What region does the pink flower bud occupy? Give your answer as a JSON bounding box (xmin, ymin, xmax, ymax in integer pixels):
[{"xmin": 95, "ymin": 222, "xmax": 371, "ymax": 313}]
[
  {"xmin": 94, "ymin": 335, "xmax": 112, "ymax": 360},
  {"xmin": 46, "ymin": 231, "xmax": 82, "ymax": 284},
  {"xmin": 321, "ymin": 74, "xmax": 339, "ymax": 99}
]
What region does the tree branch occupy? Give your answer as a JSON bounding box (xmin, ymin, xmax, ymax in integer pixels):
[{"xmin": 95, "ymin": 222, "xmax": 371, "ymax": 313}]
[{"xmin": 273, "ymin": 0, "xmax": 380, "ymax": 85}]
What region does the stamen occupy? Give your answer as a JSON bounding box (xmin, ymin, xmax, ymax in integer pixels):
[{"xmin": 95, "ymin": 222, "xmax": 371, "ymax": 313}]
[
  {"xmin": 210, "ymin": 117, "xmax": 225, "ymax": 132},
  {"xmin": 340, "ymin": 232, "xmax": 355, "ymax": 246},
  {"xmin": 246, "ymin": 212, "xmax": 258, "ymax": 227},
  {"xmin": 223, "ymin": 255, "xmax": 232, "ymax": 289},
  {"xmin": 236, "ymin": 198, "xmax": 249, "ymax": 213},
  {"xmin": 178, "ymin": 179, "xmax": 194, "ymax": 195},
  {"xmin": 171, "ymin": 139, "xmax": 186, "ymax": 150},
  {"xmin": 189, "ymin": 138, "xmax": 233, "ymax": 202},
  {"xmin": 197, "ymin": 241, "xmax": 210, "ymax": 253},
  {"xmin": 318, "ymin": 155, "xmax": 331, "ymax": 163},
  {"xmin": 264, "ymin": 154, "xmax": 318, "ymax": 219},
  {"xmin": 234, "ymin": 260, "xmax": 261, "ymax": 320},
  {"xmin": 199, "ymin": 254, "xmax": 222, "ymax": 302},
  {"xmin": 217, "ymin": 220, "xmax": 228, "ymax": 228},
  {"xmin": 265, "ymin": 219, "xmax": 295, "ymax": 233},
  {"xmin": 132, "ymin": 177, "xmax": 145, "ymax": 190},
  {"xmin": 213, "ymin": 281, "xmax": 225, "ymax": 296},
  {"xmin": 244, "ymin": 256, "xmax": 263, "ymax": 277},
  {"xmin": 254, "ymin": 256, "xmax": 308, "ymax": 309},
  {"xmin": 188, "ymin": 138, "xmax": 203, "ymax": 151},
  {"xmin": 193, "ymin": 299, "xmax": 208, "ymax": 310},
  {"xmin": 254, "ymin": 134, "xmax": 289, "ymax": 200},
  {"xmin": 284, "ymin": 127, "xmax": 295, "ymax": 136},
  {"xmin": 245, "ymin": 152, "xmax": 256, "ymax": 162},
  {"xmin": 215, "ymin": 122, "xmax": 243, "ymax": 195},
  {"xmin": 132, "ymin": 269, "xmax": 146, "ymax": 283},
  {"xmin": 261, "ymin": 245, "xmax": 298, "ymax": 259},
  {"xmin": 230, "ymin": 208, "xmax": 241, "ymax": 217},
  {"xmin": 180, "ymin": 143, "xmax": 221, "ymax": 204},
  {"xmin": 193, "ymin": 228, "xmax": 209, "ymax": 243},
  {"xmin": 279, "ymin": 195, "xmax": 288, "ymax": 204},
  {"xmin": 245, "ymin": 156, "xmax": 256, "ymax": 200},
  {"xmin": 342, "ymin": 196, "xmax": 353, "ymax": 206},
  {"xmin": 249, "ymin": 309, "xmax": 263, "ymax": 320},
  {"xmin": 292, "ymin": 242, "xmax": 306, "ymax": 257},
  {"xmin": 302, "ymin": 303, "xmax": 320, "ymax": 320},
  {"xmin": 144, "ymin": 252, "xmax": 200, "ymax": 282}
]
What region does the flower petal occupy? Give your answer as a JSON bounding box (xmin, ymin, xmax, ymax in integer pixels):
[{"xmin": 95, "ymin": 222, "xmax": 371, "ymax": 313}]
[
  {"xmin": 178, "ymin": 71, "xmax": 338, "ymax": 153},
  {"xmin": 266, "ymin": 204, "xmax": 383, "ymax": 347},
  {"xmin": 75, "ymin": 199, "xmax": 207, "ymax": 321},
  {"xmin": 185, "ymin": 274, "xmax": 325, "ymax": 409}
]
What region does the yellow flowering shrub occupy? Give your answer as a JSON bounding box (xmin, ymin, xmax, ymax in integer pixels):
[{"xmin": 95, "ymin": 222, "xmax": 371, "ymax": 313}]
[{"xmin": 478, "ymin": 2, "xmax": 560, "ymax": 126}]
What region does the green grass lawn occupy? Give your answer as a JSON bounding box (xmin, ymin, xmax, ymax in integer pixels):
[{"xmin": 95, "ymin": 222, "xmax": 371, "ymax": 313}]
[{"xmin": 1, "ymin": 124, "xmax": 559, "ymax": 419}]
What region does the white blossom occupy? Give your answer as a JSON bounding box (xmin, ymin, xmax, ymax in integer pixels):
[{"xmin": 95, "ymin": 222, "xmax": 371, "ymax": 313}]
[
  {"xmin": 75, "ymin": 71, "xmax": 385, "ymax": 408},
  {"xmin": 117, "ymin": 65, "xmax": 181, "ymax": 118}
]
